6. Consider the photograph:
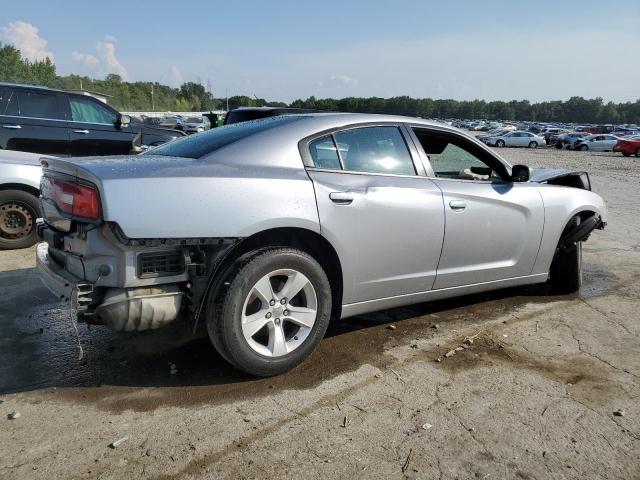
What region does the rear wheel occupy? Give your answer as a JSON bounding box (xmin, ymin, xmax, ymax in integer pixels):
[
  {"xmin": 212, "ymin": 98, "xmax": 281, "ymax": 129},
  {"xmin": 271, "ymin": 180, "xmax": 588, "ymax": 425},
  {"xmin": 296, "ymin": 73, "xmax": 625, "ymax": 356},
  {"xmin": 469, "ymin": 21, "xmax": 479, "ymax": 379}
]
[
  {"xmin": 579, "ymin": 144, "xmax": 588, "ymax": 151},
  {"xmin": 496, "ymin": 139, "xmax": 505, "ymax": 147},
  {"xmin": 548, "ymin": 216, "xmax": 582, "ymax": 294},
  {"xmin": 635, "ymin": 148, "xmax": 640, "ymax": 158},
  {"xmin": 207, "ymin": 248, "xmax": 332, "ymax": 376},
  {"xmin": 528, "ymin": 141, "xmax": 538, "ymax": 148},
  {"xmin": 0, "ymin": 190, "xmax": 40, "ymax": 250}
]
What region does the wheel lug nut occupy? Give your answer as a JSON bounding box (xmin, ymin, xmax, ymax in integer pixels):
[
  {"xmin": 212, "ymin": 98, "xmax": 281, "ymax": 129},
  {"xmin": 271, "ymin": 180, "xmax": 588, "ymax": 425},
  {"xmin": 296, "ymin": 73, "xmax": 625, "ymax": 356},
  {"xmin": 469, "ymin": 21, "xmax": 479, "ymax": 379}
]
[
  {"xmin": 266, "ymin": 312, "xmax": 272, "ymax": 319},
  {"xmin": 283, "ymin": 310, "xmax": 290, "ymax": 316},
  {"xmin": 269, "ymin": 299, "xmax": 275, "ymax": 306},
  {"xmin": 280, "ymin": 298, "xmax": 286, "ymax": 305},
  {"xmin": 275, "ymin": 318, "xmax": 281, "ymax": 325},
  {"xmin": 294, "ymin": 335, "xmax": 298, "ymax": 340}
]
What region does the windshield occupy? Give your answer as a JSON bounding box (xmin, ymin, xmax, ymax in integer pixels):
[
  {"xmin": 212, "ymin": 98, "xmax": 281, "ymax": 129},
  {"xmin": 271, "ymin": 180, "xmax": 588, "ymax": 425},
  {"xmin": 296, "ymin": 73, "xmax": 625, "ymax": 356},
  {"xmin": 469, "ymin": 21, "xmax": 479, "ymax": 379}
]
[
  {"xmin": 185, "ymin": 117, "xmax": 202, "ymax": 123},
  {"xmin": 145, "ymin": 115, "xmax": 303, "ymax": 159}
]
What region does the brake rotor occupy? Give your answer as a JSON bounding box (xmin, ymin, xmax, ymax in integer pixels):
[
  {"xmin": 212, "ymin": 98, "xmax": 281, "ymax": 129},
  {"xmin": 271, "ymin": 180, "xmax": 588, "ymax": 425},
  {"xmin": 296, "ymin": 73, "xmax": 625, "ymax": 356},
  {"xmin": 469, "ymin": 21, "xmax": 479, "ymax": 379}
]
[{"xmin": 0, "ymin": 202, "xmax": 34, "ymax": 239}]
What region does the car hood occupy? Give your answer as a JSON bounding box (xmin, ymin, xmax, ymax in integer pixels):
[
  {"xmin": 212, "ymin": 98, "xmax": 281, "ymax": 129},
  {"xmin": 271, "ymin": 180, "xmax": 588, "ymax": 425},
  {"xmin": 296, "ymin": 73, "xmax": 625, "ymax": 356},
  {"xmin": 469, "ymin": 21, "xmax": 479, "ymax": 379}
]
[{"xmin": 529, "ymin": 167, "xmax": 588, "ymax": 184}]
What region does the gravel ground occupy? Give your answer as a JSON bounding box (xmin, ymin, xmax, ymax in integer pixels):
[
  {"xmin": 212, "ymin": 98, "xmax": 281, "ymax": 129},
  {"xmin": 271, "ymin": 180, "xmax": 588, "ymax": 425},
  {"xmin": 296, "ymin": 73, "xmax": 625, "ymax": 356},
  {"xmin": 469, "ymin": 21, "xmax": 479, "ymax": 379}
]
[{"xmin": 1, "ymin": 146, "xmax": 639, "ymax": 479}]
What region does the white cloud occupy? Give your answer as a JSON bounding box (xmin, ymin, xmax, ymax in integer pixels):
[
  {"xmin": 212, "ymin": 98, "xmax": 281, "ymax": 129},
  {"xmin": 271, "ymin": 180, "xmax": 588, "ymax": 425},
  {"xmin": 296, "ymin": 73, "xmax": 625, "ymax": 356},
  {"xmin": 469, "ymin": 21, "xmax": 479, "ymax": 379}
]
[
  {"xmin": 97, "ymin": 39, "xmax": 128, "ymax": 79},
  {"xmin": 1, "ymin": 21, "xmax": 54, "ymax": 62},
  {"xmin": 71, "ymin": 36, "xmax": 129, "ymax": 80},
  {"xmin": 72, "ymin": 51, "xmax": 99, "ymax": 67},
  {"xmin": 165, "ymin": 65, "xmax": 183, "ymax": 88},
  {"xmin": 318, "ymin": 74, "xmax": 358, "ymax": 89}
]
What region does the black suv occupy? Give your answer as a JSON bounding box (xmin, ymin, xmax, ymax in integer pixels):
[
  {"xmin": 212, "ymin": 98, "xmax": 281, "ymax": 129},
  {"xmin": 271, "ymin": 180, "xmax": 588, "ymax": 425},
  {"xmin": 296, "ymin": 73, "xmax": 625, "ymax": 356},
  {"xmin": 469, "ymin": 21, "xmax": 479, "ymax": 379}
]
[{"xmin": 0, "ymin": 83, "xmax": 184, "ymax": 156}]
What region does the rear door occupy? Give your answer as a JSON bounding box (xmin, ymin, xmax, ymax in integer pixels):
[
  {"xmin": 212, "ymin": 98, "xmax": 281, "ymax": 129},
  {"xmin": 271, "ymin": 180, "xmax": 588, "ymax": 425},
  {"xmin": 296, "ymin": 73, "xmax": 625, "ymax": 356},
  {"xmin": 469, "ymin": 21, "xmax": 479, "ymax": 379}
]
[
  {"xmin": 410, "ymin": 126, "xmax": 544, "ymax": 289},
  {"xmin": 302, "ymin": 125, "xmax": 445, "ymax": 304},
  {"xmin": 64, "ymin": 94, "xmax": 133, "ymax": 156},
  {"xmin": 0, "ymin": 86, "xmax": 70, "ymax": 155}
]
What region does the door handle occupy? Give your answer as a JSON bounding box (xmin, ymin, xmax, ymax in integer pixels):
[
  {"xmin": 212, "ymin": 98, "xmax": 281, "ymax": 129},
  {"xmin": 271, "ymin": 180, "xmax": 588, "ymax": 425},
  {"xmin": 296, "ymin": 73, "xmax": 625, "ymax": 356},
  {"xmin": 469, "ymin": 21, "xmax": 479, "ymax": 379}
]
[
  {"xmin": 329, "ymin": 192, "xmax": 354, "ymax": 205},
  {"xmin": 449, "ymin": 200, "xmax": 467, "ymax": 211},
  {"xmin": 74, "ymin": 129, "xmax": 90, "ymax": 134},
  {"xmin": 2, "ymin": 125, "xmax": 21, "ymax": 129}
]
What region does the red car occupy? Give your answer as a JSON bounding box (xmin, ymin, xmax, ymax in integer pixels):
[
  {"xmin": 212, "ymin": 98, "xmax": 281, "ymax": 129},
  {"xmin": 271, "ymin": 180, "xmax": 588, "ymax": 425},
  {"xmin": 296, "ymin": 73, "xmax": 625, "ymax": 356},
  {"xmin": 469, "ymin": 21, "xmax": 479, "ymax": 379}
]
[{"xmin": 613, "ymin": 136, "xmax": 640, "ymax": 157}]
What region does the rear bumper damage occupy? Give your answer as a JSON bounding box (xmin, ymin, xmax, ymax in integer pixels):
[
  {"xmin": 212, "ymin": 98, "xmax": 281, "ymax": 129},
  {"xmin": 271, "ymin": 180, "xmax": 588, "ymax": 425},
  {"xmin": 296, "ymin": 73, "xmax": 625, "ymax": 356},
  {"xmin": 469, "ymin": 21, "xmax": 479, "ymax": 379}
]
[{"xmin": 37, "ymin": 242, "xmax": 183, "ymax": 331}]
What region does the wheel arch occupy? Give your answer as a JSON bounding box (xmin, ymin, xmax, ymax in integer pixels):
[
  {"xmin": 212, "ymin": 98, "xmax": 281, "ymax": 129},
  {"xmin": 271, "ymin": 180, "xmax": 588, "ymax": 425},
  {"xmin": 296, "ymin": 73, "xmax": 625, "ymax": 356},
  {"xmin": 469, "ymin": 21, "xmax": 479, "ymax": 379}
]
[
  {"xmin": 208, "ymin": 227, "xmax": 343, "ymax": 319},
  {"xmin": 0, "ymin": 183, "xmax": 40, "ymax": 199}
]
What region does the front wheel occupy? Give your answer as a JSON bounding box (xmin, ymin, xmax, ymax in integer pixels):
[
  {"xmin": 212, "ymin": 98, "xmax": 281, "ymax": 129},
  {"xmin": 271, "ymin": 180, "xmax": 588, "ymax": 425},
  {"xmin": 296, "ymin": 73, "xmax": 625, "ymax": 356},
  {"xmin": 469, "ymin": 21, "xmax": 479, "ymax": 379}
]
[
  {"xmin": 0, "ymin": 189, "xmax": 41, "ymax": 250},
  {"xmin": 579, "ymin": 144, "xmax": 588, "ymax": 151},
  {"xmin": 548, "ymin": 217, "xmax": 582, "ymax": 294},
  {"xmin": 635, "ymin": 149, "xmax": 640, "ymax": 158},
  {"xmin": 528, "ymin": 141, "xmax": 538, "ymax": 148},
  {"xmin": 496, "ymin": 140, "xmax": 505, "ymax": 147},
  {"xmin": 207, "ymin": 248, "xmax": 332, "ymax": 376}
]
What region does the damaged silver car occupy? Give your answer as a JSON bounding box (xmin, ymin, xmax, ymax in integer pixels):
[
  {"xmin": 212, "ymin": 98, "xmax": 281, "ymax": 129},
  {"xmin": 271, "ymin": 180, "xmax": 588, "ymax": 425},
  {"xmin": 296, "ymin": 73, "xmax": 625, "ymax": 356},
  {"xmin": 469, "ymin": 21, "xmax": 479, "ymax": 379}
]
[{"xmin": 36, "ymin": 114, "xmax": 606, "ymax": 376}]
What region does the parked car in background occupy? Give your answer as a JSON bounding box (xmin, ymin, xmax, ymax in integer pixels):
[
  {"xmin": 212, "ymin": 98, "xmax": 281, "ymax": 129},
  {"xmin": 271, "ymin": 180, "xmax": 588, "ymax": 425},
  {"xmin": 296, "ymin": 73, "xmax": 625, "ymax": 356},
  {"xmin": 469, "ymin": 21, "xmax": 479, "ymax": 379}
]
[
  {"xmin": 613, "ymin": 135, "xmax": 640, "ymax": 157},
  {"xmin": 0, "ymin": 149, "xmax": 52, "ymax": 249},
  {"xmin": 574, "ymin": 134, "xmax": 620, "ymax": 152},
  {"xmin": 183, "ymin": 116, "xmax": 211, "ymax": 134},
  {"xmin": 36, "ymin": 113, "xmax": 605, "ymax": 376},
  {"xmin": 484, "ymin": 131, "xmax": 545, "ymax": 148},
  {"xmin": 541, "ymin": 128, "xmax": 570, "ymax": 145},
  {"xmin": 159, "ymin": 115, "xmax": 185, "ymax": 131},
  {"xmin": 0, "ymin": 83, "xmax": 185, "ymax": 156},
  {"xmin": 555, "ymin": 132, "xmax": 591, "ymax": 149}
]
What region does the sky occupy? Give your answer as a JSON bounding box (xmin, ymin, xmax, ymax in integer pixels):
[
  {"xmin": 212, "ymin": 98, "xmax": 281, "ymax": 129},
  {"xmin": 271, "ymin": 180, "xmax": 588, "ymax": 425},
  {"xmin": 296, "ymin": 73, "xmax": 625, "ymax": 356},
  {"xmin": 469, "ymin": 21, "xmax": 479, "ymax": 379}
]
[{"xmin": 2, "ymin": 0, "xmax": 639, "ymax": 103}]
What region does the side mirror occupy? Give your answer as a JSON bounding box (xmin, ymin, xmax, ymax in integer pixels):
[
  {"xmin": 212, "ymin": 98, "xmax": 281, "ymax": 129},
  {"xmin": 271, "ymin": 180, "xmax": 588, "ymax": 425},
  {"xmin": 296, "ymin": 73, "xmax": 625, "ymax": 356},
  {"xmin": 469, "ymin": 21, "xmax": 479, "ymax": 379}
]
[
  {"xmin": 511, "ymin": 164, "xmax": 530, "ymax": 182},
  {"xmin": 116, "ymin": 114, "xmax": 131, "ymax": 128}
]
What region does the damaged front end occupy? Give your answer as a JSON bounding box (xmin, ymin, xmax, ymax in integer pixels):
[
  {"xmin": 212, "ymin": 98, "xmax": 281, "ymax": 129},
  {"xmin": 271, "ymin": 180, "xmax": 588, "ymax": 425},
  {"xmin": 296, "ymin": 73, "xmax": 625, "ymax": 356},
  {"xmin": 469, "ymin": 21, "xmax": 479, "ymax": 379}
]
[{"xmin": 529, "ymin": 168, "xmax": 593, "ymax": 190}]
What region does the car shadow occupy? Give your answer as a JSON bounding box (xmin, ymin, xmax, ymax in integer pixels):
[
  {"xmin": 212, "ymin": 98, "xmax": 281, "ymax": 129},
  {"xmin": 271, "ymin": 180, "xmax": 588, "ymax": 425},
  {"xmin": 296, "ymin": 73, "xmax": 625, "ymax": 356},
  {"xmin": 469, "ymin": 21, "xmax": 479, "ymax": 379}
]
[{"xmin": 1, "ymin": 275, "xmax": 558, "ymax": 403}]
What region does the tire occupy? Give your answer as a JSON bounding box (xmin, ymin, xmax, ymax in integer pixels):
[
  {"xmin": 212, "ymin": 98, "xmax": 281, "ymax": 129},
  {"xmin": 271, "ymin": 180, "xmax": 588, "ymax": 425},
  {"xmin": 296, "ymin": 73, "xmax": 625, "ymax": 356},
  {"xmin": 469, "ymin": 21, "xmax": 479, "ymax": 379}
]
[
  {"xmin": 0, "ymin": 189, "xmax": 41, "ymax": 250},
  {"xmin": 496, "ymin": 140, "xmax": 505, "ymax": 147},
  {"xmin": 206, "ymin": 247, "xmax": 332, "ymax": 376},
  {"xmin": 548, "ymin": 216, "xmax": 582, "ymax": 294},
  {"xmin": 579, "ymin": 144, "xmax": 588, "ymax": 151},
  {"xmin": 528, "ymin": 141, "xmax": 538, "ymax": 148},
  {"xmin": 635, "ymin": 149, "xmax": 640, "ymax": 158}
]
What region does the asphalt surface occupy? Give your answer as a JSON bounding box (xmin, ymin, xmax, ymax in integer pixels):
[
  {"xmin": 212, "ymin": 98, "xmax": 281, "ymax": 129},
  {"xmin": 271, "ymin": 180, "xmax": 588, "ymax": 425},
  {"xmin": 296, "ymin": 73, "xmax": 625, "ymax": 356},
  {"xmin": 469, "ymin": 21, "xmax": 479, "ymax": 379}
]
[{"xmin": 1, "ymin": 146, "xmax": 639, "ymax": 479}]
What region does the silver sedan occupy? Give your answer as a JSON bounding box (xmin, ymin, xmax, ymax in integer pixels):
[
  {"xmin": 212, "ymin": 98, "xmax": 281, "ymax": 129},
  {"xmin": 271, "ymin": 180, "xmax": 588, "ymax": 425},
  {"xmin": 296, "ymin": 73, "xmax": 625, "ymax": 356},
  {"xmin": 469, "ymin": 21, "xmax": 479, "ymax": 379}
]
[
  {"xmin": 484, "ymin": 130, "xmax": 546, "ymax": 148},
  {"xmin": 36, "ymin": 113, "xmax": 606, "ymax": 376}
]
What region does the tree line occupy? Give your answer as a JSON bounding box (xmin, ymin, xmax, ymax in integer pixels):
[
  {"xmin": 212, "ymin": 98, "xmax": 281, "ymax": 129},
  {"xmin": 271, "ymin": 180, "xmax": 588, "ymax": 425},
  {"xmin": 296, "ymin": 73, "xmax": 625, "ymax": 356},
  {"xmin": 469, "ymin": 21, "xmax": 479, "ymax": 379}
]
[{"xmin": 1, "ymin": 43, "xmax": 638, "ymax": 124}]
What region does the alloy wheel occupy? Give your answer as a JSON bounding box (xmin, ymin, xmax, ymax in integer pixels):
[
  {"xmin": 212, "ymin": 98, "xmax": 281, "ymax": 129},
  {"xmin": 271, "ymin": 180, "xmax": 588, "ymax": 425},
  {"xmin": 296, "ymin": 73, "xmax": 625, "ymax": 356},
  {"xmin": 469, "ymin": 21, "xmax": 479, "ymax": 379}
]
[{"xmin": 241, "ymin": 268, "xmax": 318, "ymax": 357}]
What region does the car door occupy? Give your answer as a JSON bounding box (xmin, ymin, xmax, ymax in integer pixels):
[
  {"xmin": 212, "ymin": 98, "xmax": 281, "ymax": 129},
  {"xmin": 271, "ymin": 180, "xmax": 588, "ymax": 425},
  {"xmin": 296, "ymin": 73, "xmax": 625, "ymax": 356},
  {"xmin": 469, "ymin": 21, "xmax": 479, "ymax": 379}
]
[
  {"xmin": 302, "ymin": 125, "xmax": 446, "ymax": 304},
  {"xmin": 601, "ymin": 135, "xmax": 617, "ymax": 151},
  {"xmin": 410, "ymin": 126, "xmax": 545, "ymax": 289},
  {"xmin": 0, "ymin": 86, "xmax": 70, "ymax": 155},
  {"xmin": 64, "ymin": 94, "xmax": 133, "ymax": 156}
]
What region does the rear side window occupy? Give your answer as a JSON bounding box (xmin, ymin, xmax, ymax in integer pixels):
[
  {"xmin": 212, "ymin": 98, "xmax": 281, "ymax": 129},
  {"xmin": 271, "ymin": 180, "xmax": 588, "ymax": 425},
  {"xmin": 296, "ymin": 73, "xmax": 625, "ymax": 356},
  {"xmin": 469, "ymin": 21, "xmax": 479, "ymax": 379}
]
[
  {"xmin": 9, "ymin": 90, "xmax": 61, "ymax": 119},
  {"xmin": 147, "ymin": 115, "xmax": 303, "ymax": 159},
  {"xmin": 69, "ymin": 96, "xmax": 117, "ymax": 124},
  {"xmin": 334, "ymin": 127, "xmax": 415, "ymax": 176},
  {"xmin": 309, "ymin": 135, "xmax": 341, "ymax": 169}
]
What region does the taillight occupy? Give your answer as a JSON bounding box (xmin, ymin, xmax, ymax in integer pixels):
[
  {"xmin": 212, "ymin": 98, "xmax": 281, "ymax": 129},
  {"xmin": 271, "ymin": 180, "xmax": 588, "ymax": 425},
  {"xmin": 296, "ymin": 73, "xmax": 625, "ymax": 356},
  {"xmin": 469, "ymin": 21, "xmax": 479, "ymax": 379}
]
[{"xmin": 41, "ymin": 176, "xmax": 101, "ymax": 220}]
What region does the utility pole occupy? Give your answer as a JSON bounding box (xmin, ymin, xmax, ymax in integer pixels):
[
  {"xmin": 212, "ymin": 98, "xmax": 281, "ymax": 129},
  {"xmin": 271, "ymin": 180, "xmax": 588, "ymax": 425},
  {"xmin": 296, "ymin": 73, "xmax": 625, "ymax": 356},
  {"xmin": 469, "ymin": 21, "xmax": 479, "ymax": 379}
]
[
  {"xmin": 151, "ymin": 84, "xmax": 155, "ymax": 111},
  {"xmin": 225, "ymin": 88, "xmax": 229, "ymax": 112}
]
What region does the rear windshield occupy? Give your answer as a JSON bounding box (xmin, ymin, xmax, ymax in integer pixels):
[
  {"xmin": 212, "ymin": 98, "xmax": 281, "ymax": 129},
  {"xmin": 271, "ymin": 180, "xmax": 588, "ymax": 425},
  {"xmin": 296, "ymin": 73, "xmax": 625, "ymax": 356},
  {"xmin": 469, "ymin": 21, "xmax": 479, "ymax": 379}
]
[{"xmin": 145, "ymin": 115, "xmax": 303, "ymax": 159}]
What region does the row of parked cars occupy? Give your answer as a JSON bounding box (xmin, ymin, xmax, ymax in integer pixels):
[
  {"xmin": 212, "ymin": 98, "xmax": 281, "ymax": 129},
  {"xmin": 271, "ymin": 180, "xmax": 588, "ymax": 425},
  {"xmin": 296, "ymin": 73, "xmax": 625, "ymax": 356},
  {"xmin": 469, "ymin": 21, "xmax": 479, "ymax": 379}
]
[{"xmin": 447, "ymin": 120, "xmax": 640, "ymax": 156}]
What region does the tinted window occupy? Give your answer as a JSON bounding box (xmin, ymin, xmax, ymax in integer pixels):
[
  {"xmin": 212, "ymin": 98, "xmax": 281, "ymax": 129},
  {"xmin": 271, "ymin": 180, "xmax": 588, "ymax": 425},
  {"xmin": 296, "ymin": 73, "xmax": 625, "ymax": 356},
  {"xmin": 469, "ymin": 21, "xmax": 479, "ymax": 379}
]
[
  {"xmin": 69, "ymin": 96, "xmax": 117, "ymax": 124},
  {"xmin": 0, "ymin": 87, "xmax": 11, "ymax": 114},
  {"xmin": 147, "ymin": 115, "xmax": 303, "ymax": 159},
  {"xmin": 333, "ymin": 127, "xmax": 415, "ymax": 175},
  {"xmin": 309, "ymin": 135, "xmax": 341, "ymax": 169},
  {"xmin": 13, "ymin": 90, "xmax": 60, "ymax": 119}
]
